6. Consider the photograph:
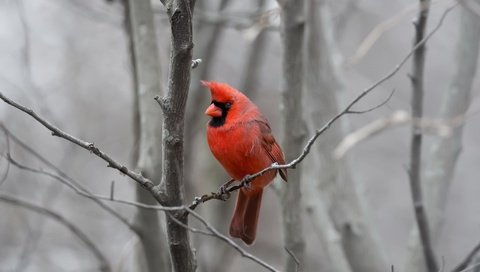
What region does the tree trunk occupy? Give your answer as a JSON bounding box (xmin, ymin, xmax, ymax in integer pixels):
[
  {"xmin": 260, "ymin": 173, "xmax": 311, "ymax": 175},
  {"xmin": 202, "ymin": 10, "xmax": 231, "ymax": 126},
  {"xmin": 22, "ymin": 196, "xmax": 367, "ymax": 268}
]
[
  {"xmin": 277, "ymin": 0, "xmax": 307, "ymax": 271},
  {"xmin": 158, "ymin": 0, "xmax": 196, "ymax": 271},
  {"xmin": 124, "ymin": 0, "xmax": 170, "ymax": 271},
  {"xmin": 304, "ymin": 1, "xmax": 387, "ymax": 271},
  {"xmin": 240, "ymin": 0, "xmax": 269, "ymax": 98}
]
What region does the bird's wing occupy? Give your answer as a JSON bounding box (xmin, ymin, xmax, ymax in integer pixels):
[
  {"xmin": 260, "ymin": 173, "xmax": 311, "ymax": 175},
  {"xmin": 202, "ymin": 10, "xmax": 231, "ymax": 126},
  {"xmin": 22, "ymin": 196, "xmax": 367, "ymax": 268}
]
[{"xmin": 253, "ymin": 118, "xmax": 288, "ymax": 182}]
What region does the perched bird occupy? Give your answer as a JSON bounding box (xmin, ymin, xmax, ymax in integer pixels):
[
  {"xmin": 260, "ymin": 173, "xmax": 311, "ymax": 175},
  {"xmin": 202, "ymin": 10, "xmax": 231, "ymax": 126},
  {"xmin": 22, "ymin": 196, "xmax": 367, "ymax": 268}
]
[{"xmin": 203, "ymin": 81, "xmax": 287, "ymax": 245}]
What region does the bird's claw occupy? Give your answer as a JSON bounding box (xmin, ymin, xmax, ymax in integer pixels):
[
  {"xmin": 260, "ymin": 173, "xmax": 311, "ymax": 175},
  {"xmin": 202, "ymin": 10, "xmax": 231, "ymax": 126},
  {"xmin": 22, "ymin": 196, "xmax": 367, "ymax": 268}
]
[
  {"xmin": 216, "ymin": 178, "xmax": 235, "ymax": 197},
  {"xmin": 216, "ymin": 186, "xmax": 230, "ymax": 201},
  {"xmin": 242, "ymin": 179, "xmax": 252, "ymax": 191},
  {"xmin": 215, "ymin": 184, "xmax": 230, "ymax": 200}
]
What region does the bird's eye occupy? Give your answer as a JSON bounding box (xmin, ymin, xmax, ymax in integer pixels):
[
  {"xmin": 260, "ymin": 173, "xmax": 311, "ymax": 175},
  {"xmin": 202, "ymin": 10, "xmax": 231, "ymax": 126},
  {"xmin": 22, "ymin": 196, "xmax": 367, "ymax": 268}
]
[{"xmin": 225, "ymin": 102, "xmax": 232, "ymax": 109}]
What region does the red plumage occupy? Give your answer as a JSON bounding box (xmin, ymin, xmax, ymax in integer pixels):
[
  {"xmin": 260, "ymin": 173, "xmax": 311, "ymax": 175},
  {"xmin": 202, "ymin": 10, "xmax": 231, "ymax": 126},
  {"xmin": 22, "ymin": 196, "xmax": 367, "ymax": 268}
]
[{"xmin": 202, "ymin": 81, "xmax": 287, "ymax": 245}]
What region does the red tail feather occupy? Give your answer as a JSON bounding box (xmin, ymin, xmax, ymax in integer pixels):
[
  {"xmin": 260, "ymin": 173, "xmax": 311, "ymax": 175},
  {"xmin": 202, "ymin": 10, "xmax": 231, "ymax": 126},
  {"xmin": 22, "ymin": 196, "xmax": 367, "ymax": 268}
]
[{"xmin": 229, "ymin": 189, "xmax": 263, "ymax": 245}]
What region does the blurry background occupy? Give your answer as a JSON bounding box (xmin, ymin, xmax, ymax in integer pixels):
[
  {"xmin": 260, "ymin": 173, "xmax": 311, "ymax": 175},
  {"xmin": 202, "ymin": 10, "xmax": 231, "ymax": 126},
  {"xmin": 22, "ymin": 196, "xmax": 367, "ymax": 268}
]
[{"xmin": 0, "ymin": 0, "xmax": 479, "ymax": 271}]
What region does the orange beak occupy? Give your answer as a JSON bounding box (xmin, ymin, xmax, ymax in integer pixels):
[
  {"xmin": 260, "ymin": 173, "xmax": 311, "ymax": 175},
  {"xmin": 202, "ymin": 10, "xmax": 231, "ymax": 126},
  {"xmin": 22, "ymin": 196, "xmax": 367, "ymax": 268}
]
[{"xmin": 205, "ymin": 103, "xmax": 222, "ymax": 117}]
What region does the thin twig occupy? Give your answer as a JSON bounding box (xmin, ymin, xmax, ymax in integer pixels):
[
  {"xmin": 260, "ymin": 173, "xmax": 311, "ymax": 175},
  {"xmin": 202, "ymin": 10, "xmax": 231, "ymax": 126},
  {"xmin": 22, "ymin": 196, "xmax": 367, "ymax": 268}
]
[
  {"xmin": 0, "ymin": 194, "xmax": 111, "ymax": 272},
  {"xmin": 187, "ymin": 3, "xmax": 458, "ymax": 210},
  {"xmin": 346, "ymin": 89, "xmax": 395, "ymax": 114},
  {"xmin": 285, "ymin": 247, "xmax": 300, "ymax": 272}
]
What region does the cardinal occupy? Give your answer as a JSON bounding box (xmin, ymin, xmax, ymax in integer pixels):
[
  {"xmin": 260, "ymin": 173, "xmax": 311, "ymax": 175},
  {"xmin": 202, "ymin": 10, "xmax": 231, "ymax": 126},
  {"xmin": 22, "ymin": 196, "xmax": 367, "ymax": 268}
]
[{"xmin": 202, "ymin": 80, "xmax": 287, "ymax": 245}]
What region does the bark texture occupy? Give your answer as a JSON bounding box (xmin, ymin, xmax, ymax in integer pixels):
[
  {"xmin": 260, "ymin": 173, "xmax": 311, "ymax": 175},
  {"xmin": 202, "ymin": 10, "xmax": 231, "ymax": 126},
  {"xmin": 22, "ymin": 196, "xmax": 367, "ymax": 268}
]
[{"xmin": 158, "ymin": 1, "xmax": 196, "ymax": 271}]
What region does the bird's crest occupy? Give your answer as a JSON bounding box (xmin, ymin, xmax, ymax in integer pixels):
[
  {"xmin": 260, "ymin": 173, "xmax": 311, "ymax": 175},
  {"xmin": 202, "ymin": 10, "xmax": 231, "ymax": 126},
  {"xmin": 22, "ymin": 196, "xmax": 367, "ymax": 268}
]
[{"xmin": 201, "ymin": 80, "xmax": 242, "ymax": 103}]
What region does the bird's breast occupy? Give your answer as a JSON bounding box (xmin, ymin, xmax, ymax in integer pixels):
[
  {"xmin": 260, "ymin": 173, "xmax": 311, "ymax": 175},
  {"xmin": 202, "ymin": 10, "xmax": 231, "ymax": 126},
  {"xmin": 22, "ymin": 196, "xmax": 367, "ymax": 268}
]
[{"xmin": 206, "ymin": 124, "xmax": 276, "ymax": 189}]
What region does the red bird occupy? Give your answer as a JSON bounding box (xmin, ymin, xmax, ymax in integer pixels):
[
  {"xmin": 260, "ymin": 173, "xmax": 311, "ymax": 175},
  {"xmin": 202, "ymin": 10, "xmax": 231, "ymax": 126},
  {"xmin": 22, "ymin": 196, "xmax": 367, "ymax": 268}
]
[{"xmin": 202, "ymin": 81, "xmax": 287, "ymax": 245}]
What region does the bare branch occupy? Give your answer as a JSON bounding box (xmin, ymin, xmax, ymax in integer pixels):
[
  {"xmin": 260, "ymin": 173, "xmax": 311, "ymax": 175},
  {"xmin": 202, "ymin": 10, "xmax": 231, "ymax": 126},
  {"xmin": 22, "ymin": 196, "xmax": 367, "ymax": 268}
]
[
  {"xmin": 333, "ymin": 111, "xmax": 462, "ymax": 159},
  {"xmin": 285, "ymin": 247, "xmax": 300, "ymax": 272},
  {"xmin": 0, "ymin": 93, "xmax": 164, "ymax": 202},
  {"xmin": 0, "ymin": 194, "xmax": 111, "ymax": 272},
  {"xmin": 408, "ymin": 0, "xmax": 438, "ymax": 271},
  {"xmin": 346, "ymin": 89, "xmax": 395, "ymax": 114},
  {"xmin": 0, "ymin": 124, "xmax": 141, "ymax": 233}
]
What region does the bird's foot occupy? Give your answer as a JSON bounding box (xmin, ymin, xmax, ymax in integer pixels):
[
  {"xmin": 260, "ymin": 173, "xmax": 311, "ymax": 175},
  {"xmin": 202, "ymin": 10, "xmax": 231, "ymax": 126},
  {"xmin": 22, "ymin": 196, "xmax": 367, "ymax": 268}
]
[
  {"xmin": 216, "ymin": 178, "xmax": 234, "ymax": 200},
  {"xmin": 242, "ymin": 175, "xmax": 252, "ymax": 191}
]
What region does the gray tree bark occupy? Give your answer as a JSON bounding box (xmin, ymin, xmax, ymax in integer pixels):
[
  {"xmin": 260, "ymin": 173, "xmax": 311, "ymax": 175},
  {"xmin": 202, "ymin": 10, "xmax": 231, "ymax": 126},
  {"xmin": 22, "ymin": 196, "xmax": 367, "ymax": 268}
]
[
  {"xmin": 403, "ymin": 5, "xmax": 480, "ymax": 272},
  {"xmin": 277, "ymin": 0, "xmax": 307, "ymax": 271},
  {"xmin": 304, "ymin": 1, "xmax": 387, "ymax": 271},
  {"xmin": 157, "ymin": 0, "xmax": 196, "ymax": 271},
  {"xmin": 124, "ymin": 0, "xmax": 170, "ymax": 271}
]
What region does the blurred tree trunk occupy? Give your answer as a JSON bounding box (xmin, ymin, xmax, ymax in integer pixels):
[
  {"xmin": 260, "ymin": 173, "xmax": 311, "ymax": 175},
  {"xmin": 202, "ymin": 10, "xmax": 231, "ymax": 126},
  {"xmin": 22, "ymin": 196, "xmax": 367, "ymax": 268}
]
[
  {"xmin": 124, "ymin": 0, "xmax": 170, "ymax": 271},
  {"xmin": 304, "ymin": 1, "xmax": 387, "ymax": 271},
  {"xmin": 304, "ymin": 0, "xmax": 350, "ymax": 270},
  {"xmin": 403, "ymin": 5, "xmax": 480, "ymax": 272},
  {"xmin": 277, "ymin": 0, "xmax": 307, "ymax": 271},
  {"xmin": 240, "ymin": 0, "xmax": 268, "ymax": 98}
]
